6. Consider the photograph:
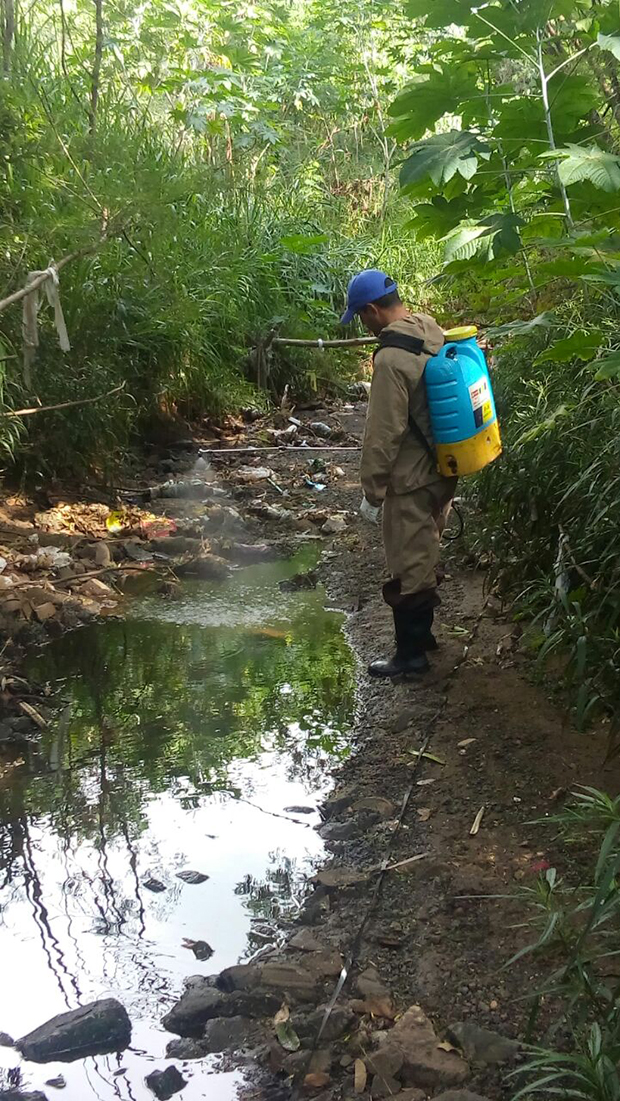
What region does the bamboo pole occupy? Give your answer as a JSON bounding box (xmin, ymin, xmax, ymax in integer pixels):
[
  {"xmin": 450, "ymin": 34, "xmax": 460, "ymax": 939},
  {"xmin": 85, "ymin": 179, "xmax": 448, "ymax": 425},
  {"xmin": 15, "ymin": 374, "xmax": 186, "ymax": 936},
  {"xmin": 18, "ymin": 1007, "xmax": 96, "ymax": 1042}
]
[{"xmin": 271, "ymin": 335, "xmax": 377, "ymax": 348}]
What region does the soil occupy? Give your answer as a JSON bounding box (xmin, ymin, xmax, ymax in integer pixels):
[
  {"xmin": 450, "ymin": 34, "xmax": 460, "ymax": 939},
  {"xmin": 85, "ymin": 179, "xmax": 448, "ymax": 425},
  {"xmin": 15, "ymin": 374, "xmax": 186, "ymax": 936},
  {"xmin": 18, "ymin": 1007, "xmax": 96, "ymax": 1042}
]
[{"xmin": 0, "ymin": 397, "xmax": 616, "ymax": 1101}]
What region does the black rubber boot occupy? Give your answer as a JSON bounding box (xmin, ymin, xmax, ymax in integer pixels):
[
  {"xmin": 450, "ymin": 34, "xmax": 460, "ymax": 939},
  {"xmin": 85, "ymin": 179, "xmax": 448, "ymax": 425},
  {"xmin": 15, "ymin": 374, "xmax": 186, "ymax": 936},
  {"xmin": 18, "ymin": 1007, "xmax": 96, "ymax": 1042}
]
[{"xmin": 368, "ymin": 607, "xmax": 432, "ymax": 679}]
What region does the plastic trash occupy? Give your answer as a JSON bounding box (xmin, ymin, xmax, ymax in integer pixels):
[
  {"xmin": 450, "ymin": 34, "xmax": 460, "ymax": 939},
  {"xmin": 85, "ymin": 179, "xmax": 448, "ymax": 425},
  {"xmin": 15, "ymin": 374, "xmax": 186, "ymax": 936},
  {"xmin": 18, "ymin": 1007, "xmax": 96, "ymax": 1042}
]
[
  {"xmin": 305, "ymin": 477, "xmax": 327, "ymax": 492},
  {"xmin": 310, "ymin": 422, "xmax": 333, "ymax": 439}
]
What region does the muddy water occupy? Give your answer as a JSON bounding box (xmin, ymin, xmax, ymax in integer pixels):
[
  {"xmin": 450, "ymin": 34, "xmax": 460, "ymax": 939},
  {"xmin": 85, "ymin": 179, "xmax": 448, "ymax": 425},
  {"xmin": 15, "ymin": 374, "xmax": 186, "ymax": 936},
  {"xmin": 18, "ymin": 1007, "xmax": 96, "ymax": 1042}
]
[{"xmin": 0, "ymin": 548, "xmax": 354, "ymax": 1100}]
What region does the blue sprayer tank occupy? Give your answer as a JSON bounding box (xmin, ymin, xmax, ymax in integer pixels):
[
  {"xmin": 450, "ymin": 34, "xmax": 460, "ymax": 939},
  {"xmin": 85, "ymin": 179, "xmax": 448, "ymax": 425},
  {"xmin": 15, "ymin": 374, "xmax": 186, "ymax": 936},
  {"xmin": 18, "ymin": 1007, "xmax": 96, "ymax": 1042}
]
[{"xmin": 425, "ymin": 325, "xmax": 502, "ymax": 477}]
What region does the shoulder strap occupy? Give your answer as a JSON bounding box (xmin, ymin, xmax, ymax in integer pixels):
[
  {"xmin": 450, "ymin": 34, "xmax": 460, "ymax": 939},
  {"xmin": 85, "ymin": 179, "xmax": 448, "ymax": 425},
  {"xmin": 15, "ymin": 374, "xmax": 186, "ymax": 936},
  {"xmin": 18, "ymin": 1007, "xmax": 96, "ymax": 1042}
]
[
  {"xmin": 373, "ymin": 330, "xmax": 432, "ymax": 358},
  {"xmin": 372, "ymin": 330, "xmax": 438, "ymax": 463}
]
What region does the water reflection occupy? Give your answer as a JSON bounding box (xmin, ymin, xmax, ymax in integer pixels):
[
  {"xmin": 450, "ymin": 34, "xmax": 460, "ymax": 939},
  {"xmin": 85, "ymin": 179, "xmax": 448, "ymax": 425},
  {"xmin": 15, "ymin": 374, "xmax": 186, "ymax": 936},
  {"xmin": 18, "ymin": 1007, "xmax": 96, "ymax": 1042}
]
[{"xmin": 0, "ymin": 551, "xmax": 354, "ymax": 1100}]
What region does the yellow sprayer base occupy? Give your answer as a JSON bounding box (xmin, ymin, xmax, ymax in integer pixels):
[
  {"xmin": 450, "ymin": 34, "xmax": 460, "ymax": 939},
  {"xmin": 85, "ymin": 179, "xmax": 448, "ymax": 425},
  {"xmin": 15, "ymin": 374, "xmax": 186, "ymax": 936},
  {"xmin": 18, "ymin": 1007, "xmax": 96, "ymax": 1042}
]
[{"xmin": 437, "ymin": 419, "xmax": 502, "ymax": 477}]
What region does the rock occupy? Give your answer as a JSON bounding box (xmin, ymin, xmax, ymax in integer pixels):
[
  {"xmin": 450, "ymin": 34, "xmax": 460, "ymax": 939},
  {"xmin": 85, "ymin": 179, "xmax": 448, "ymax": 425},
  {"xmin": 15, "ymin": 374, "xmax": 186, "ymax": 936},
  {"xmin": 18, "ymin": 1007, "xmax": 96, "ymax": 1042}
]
[
  {"xmin": 352, "ymin": 797, "xmax": 396, "ymax": 818},
  {"xmin": 44, "ymin": 1078, "xmax": 66, "ymax": 1089},
  {"xmin": 143, "ymin": 877, "xmax": 166, "ymax": 893},
  {"xmin": 216, "ymin": 964, "xmax": 261, "ymax": 993},
  {"xmin": 202, "ymin": 1016, "xmax": 262, "ymax": 1053},
  {"xmin": 284, "ymin": 805, "xmax": 315, "ymax": 814},
  {"xmin": 177, "ymin": 554, "xmax": 231, "ymax": 580},
  {"xmin": 315, "ymin": 868, "xmax": 367, "ymax": 890},
  {"xmin": 308, "ymin": 1049, "xmax": 332, "ymax": 1075},
  {"xmin": 145, "ymin": 1066, "xmax": 186, "ymax": 1100},
  {"xmin": 393, "ymin": 1091, "xmax": 426, "ymax": 1101},
  {"xmin": 175, "ymin": 869, "xmax": 209, "ymax": 885},
  {"xmin": 260, "ymin": 961, "xmax": 320, "ymax": 999},
  {"xmin": 0, "ymin": 1031, "xmax": 15, "ymax": 1046},
  {"xmin": 446, "ymin": 1022, "xmax": 520, "ymax": 1066},
  {"xmin": 322, "ymin": 516, "xmax": 347, "ymax": 535},
  {"xmin": 371, "ymin": 1073, "xmax": 402, "ymax": 1098},
  {"xmin": 355, "ymin": 967, "xmax": 391, "ymax": 1001},
  {"xmin": 375, "ymin": 923, "xmax": 405, "ymax": 949},
  {"xmin": 322, "ymin": 785, "xmax": 357, "ymax": 819},
  {"xmin": 94, "ymin": 543, "xmax": 112, "ymax": 567},
  {"xmin": 366, "ymin": 1047, "xmax": 404, "ymax": 1080},
  {"xmin": 385, "ymin": 1006, "xmax": 469, "ymax": 1090},
  {"xmin": 292, "ymin": 1006, "xmax": 355, "ymax": 1044},
  {"xmin": 318, "ymin": 820, "xmax": 357, "ymax": 842},
  {"xmin": 288, "ymin": 929, "xmax": 325, "ymax": 953},
  {"xmin": 0, "ymin": 1092, "xmax": 48, "ymax": 1101},
  {"xmin": 279, "ymin": 572, "xmax": 318, "ymax": 593},
  {"xmin": 165, "ymin": 1037, "xmax": 208, "ymax": 1059},
  {"xmin": 17, "ymin": 999, "xmax": 131, "ymax": 1063},
  {"xmin": 162, "ymin": 982, "xmax": 230, "ymax": 1036},
  {"xmin": 34, "ymin": 602, "xmax": 57, "ymax": 623}
]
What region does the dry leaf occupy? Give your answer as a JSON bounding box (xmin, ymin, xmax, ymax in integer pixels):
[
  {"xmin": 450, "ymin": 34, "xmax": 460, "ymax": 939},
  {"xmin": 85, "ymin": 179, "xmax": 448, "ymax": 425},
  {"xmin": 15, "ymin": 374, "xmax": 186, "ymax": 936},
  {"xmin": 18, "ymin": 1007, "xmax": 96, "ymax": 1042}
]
[
  {"xmin": 354, "ymin": 1059, "xmax": 367, "ymax": 1093},
  {"xmin": 470, "ymin": 806, "xmax": 485, "ymax": 836},
  {"xmin": 417, "ymin": 808, "xmax": 432, "ymax": 821},
  {"xmin": 19, "ymin": 700, "xmax": 47, "ymax": 728},
  {"xmin": 304, "ymin": 1072, "xmax": 330, "ymax": 1090},
  {"xmin": 437, "ymin": 1040, "xmax": 459, "ymax": 1053},
  {"xmin": 274, "ymin": 1004, "xmax": 290, "ymax": 1026},
  {"xmin": 457, "ymin": 738, "xmax": 476, "ymax": 748},
  {"xmin": 417, "ymin": 778, "xmax": 437, "ymax": 786}
]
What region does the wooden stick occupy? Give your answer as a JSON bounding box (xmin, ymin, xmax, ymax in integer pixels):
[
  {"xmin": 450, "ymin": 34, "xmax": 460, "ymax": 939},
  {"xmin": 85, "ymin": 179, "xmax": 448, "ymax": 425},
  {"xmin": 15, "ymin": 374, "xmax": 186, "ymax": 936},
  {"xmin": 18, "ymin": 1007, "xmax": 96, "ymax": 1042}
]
[
  {"xmin": 2, "ymin": 382, "xmax": 125, "ymax": 418},
  {"xmin": 199, "ymin": 445, "xmax": 362, "ymax": 454},
  {"xmin": 271, "ymin": 335, "xmax": 377, "ymax": 348},
  {"xmin": 11, "ymin": 563, "xmax": 152, "ymax": 590}
]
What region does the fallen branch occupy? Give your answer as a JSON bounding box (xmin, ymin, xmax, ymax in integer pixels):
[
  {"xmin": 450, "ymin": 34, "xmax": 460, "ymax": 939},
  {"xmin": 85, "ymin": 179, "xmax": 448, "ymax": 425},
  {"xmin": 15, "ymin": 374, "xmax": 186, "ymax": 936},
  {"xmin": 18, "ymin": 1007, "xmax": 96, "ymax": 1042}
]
[
  {"xmin": 2, "ymin": 382, "xmax": 126, "ymax": 418},
  {"xmin": 10, "ymin": 563, "xmax": 155, "ymax": 590},
  {"xmin": 272, "ymin": 335, "xmax": 377, "ymax": 349}
]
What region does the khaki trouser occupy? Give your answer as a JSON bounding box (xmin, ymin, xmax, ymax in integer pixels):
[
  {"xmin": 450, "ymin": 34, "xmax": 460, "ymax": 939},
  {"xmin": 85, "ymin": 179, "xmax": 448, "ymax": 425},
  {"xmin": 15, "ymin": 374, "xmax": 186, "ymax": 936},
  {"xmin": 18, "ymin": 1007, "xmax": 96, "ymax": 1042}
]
[{"xmin": 382, "ymin": 479, "xmax": 457, "ymax": 606}]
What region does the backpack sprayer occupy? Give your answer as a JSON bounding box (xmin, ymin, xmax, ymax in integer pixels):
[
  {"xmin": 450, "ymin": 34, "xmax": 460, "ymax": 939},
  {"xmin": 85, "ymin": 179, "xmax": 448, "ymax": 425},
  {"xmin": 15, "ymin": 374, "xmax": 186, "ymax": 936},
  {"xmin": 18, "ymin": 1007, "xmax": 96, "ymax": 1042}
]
[{"xmin": 270, "ymin": 324, "xmax": 502, "ymax": 478}]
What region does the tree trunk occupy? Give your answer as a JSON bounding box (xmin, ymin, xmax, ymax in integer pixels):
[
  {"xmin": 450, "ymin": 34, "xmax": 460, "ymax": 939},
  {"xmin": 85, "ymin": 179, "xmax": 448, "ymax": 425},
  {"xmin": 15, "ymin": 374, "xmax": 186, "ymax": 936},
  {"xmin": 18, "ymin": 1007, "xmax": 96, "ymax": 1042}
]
[
  {"xmin": 2, "ymin": 0, "xmax": 14, "ymax": 75},
  {"xmin": 88, "ymin": 0, "xmax": 103, "ymax": 136}
]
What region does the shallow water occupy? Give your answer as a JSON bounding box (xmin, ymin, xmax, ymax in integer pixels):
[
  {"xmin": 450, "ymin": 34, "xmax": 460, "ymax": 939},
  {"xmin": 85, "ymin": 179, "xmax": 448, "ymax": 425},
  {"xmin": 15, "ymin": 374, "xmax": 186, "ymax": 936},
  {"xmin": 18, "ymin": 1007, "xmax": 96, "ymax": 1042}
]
[{"xmin": 0, "ymin": 548, "xmax": 354, "ymax": 1099}]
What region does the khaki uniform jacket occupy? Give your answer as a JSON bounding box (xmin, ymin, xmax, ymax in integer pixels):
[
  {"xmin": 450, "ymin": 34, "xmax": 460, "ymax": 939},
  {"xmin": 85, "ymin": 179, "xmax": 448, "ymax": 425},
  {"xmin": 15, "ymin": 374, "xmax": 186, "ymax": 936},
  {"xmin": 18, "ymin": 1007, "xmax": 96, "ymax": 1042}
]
[
  {"xmin": 360, "ymin": 313, "xmax": 448, "ymax": 507},
  {"xmin": 361, "ymin": 314, "xmax": 457, "ymax": 599}
]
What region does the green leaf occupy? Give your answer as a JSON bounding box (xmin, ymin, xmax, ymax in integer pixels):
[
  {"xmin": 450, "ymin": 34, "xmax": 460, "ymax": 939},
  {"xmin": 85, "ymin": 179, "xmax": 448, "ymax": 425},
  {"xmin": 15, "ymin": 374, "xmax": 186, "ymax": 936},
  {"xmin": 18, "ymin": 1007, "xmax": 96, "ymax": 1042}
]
[
  {"xmin": 535, "ymin": 330, "xmax": 604, "ymax": 365},
  {"xmin": 275, "ymin": 1020, "xmax": 301, "ymax": 1052},
  {"xmin": 400, "ymin": 130, "xmax": 489, "ymax": 190},
  {"xmin": 485, "ymin": 313, "xmax": 556, "ymax": 338},
  {"xmin": 542, "ymin": 146, "xmax": 620, "ymax": 192},
  {"xmin": 597, "ymin": 32, "xmax": 620, "ymax": 61},
  {"xmin": 388, "ymin": 67, "xmax": 478, "ymax": 141},
  {"xmin": 519, "ymin": 404, "xmax": 572, "ymax": 444},
  {"xmin": 593, "ymin": 349, "xmax": 620, "ymax": 380},
  {"xmin": 442, "ymin": 213, "xmax": 523, "ymax": 262},
  {"xmin": 406, "ymin": 0, "xmax": 472, "ymax": 28},
  {"xmin": 404, "ymin": 196, "xmax": 471, "ymax": 240},
  {"xmin": 279, "ymin": 234, "xmax": 328, "ymax": 254}
]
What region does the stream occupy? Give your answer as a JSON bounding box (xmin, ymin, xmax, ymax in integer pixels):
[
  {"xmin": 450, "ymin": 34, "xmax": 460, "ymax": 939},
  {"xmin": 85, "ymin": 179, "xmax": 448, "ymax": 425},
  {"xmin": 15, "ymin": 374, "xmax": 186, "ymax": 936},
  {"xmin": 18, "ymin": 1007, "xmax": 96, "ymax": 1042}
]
[{"xmin": 0, "ymin": 547, "xmax": 354, "ymax": 1100}]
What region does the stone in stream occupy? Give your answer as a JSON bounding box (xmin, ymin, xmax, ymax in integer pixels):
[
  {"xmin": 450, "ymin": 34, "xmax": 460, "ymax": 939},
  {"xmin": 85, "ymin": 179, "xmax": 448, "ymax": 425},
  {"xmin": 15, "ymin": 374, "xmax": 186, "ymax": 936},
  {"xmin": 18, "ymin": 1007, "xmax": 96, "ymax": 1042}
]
[
  {"xmin": 446, "ymin": 1022, "xmax": 520, "ymax": 1066},
  {"xmin": 145, "ymin": 1066, "xmax": 186, "ymax": 1100},
  {"xmin": 202, "ymin": 1015, "xmax": 264, "ymax": 1053},
  {"xmin": 162, "ymin": 975, "xmax": 280, "ymax": 1037},
  {"xmin": 175, "ymin": 869, "xmax": 209, "ymax": 885},
  {"xmin": 16, "ymin": 998, "xmax": 131, "ymax": 1063},
  {"xmin": 0, "ymin": 1031, "xmax": 15, "ymax": 1047},
  {"xmin": 44, "ymin": 1078, "xmax": 66, "ymax": 1089},
  {"xmin": 142, "ymin": 877, "xmax": 166, "ymax": 893},
  {"xmin": 165, "ymin": 1037, "xmax": 209, "ymax": 1059}
]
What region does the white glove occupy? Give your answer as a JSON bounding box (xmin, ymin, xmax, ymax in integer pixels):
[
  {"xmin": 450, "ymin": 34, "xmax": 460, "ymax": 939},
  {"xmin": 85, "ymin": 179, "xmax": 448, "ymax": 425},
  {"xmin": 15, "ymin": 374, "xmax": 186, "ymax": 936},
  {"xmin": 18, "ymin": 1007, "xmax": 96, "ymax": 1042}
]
[{"xmin": 360, "ymin": 496, "xmax": 382, "ymax": 525}]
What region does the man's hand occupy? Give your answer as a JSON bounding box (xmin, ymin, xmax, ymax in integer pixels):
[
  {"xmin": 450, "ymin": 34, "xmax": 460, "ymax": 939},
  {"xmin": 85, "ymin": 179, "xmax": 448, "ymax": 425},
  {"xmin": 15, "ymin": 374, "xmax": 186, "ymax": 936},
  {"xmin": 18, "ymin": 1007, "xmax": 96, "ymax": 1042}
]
[{"xmin": 360, "ymin": 496, "xmax": 382, "ymax": 525}]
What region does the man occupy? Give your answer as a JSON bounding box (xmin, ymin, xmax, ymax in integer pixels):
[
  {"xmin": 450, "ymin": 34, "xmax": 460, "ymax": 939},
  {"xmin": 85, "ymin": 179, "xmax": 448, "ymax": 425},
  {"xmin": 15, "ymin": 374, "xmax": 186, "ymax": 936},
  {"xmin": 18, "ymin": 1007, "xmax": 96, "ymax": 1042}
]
[{"xmin": 340, "ymin": 269, "xmax": 457, "ymax": 678}]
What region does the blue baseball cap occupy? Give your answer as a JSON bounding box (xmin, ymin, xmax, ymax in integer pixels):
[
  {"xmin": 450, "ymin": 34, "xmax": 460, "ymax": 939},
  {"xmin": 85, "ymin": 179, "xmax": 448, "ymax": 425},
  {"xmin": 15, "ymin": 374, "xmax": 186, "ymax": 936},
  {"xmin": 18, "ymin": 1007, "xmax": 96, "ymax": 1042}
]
[{"xmin": 340, "ymin": 269, "xmax": 398, "ymax": 325}]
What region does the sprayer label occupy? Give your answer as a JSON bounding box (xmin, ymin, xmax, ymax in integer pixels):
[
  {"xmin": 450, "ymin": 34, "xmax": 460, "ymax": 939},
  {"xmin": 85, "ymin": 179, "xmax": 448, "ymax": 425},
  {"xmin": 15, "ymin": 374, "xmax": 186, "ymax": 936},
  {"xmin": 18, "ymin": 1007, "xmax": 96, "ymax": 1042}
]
[{"xmin": 469, "ymin": 377, "xmax": 492, "ymax": 428}]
